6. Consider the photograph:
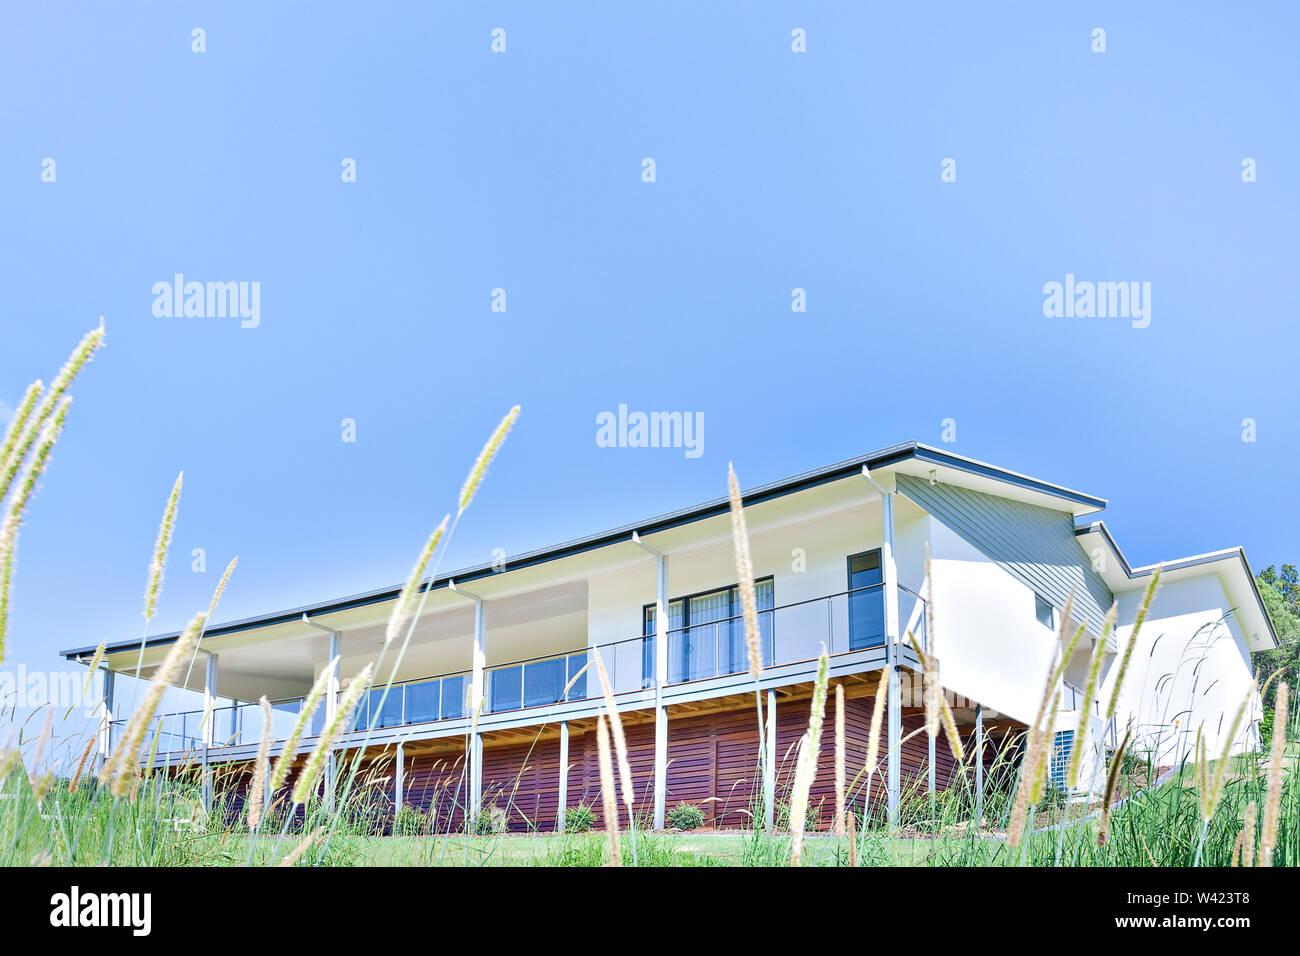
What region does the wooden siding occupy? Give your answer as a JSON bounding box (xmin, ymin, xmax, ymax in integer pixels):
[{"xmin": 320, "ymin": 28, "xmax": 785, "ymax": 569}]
[{"xmin": 209, "ymin": 687, "xmax": 1005, "ymax": 833}]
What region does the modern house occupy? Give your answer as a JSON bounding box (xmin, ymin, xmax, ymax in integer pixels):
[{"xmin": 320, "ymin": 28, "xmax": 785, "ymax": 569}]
[{"xmin": 62, "ymin": 442, "xmax": 1277, "ymax": 831}]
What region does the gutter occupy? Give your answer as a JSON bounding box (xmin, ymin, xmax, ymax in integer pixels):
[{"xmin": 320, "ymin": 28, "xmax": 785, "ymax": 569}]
[{"xmin": 62, "ymin": 440, "xmax": 1108, "ymax": 661}]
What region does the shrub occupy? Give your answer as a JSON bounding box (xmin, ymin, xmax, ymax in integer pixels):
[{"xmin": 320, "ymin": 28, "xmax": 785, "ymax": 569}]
[
  {"xmin": 393, "ymin": 804, "xmax": 428, "ymax": 836},
  {"xmin": 1260, "ymin": 709, "xmax": 1276, "ymax": 752},
  {"xmin": 565, "ymin": 804, "xmax": 594, "ymax": 832},
  {"xmin": 468, "ymin": 804, "xmax": 508, "ymax": 835},
  {"xmin": 667, "ymin": 802, "xmax": 705, "ymax": 831}
]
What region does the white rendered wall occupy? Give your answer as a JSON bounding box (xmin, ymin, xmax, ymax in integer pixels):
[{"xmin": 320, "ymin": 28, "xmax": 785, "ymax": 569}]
[
  {"xmin": 924, "ymin": 515, "xmax": 1063, "ymax": 725},
  {"xmin": 1101, "ymin": 574, "xmax": 1261, "ymax": 766},
  {"xmin": 584, "ymin": 494, "xmax": 930, "ymax": 665}
]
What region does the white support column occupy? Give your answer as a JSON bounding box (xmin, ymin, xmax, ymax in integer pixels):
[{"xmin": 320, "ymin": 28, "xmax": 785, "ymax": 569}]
[
  {"xmin": 470, "ymin": 596, "xmax": 486, "ymax": 718},
  {"xmin": 449, "ymin": 581, "xmax": 488, "ymax": 823},
  {"xmin": 633, "ymin": 532, "xmax": 669, "ymax": 831},
  {"xmin": 471, "ymin": 594, "xmax": 485, "ymax": 820},
  {"xmin": 394, "ymin": 741, "xmax": 404, "ymax": 818},
  {"xmin": 202, "ymin": 652, "xmax": 218, "ymax": 812},
  {"xmin": 974, "ymin": 703, "xmax": 985, "ymax": 826},
  {"xmin": 870, "ymin": 470, "xmax": 903, "ymax": 829},
  {"xmin": 557, "ymin": 721, "xmax": 570, "ymax": 832},
  {"xmin": 928, "ymin": 731, "xmax": 937, "ymax": 815},
  {"xmin": 470, "ymin": 732, "xmax": 483, "ymax": 821},
  {"xmin": 98, "ymin": 667, "xmax": 115, "ymax": 768},
  {"xmin": 764, "ymin": 688, "xmax": 777, "ymax": 831},
  {"xmin": 325, "ymin": 630, "xmax": 341, "ymax": 811},
  {"xmin": 653, "ymin": 552, "xmax": 668, "ymax": 831}
]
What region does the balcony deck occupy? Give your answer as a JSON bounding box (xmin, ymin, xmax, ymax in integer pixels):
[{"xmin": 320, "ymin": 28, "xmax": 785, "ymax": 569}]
[{"xmin": 125, "ymin": 584, "xmax": 927, "ymax": 769}]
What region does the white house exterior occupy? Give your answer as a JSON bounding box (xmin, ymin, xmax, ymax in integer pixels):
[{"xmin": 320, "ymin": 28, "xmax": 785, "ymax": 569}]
[{"xmin": 63, "ymin": 442, "xmax": 1276, "ymax": 829}]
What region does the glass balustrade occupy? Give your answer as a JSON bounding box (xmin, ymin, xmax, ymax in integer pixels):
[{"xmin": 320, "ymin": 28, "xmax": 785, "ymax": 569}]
[{"xmin": 115, "ymin": 584, "xmax": 921, "ymax": 755}]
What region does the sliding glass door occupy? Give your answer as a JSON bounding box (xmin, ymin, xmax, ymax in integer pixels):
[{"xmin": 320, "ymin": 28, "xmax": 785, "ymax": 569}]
[
  {"xmin": 643, "ymin": 578, "xmax": 774, "ymax": 684},
  {"xmin": 847, "ymin": 550, "xmax": 885, "ymax": 650}
]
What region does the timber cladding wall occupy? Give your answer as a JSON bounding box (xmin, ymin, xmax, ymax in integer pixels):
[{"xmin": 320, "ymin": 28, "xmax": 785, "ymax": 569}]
[
  {"xmin": 212, "ymin": 693, "xmax": 999, "ymax": 834},
  {"xmin": 399, "ymin": 693, "xmax": 980, "ymax": 833}
]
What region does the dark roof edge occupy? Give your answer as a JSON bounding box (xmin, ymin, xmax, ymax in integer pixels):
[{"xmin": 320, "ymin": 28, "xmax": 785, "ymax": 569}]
[
  {"xmin": 62, "ymin": 440, "xmax": 1106, "ymax": 660},
  {"xmin": 1074, "ymin": 522, "xmax": 1279, "ymax": 649}
]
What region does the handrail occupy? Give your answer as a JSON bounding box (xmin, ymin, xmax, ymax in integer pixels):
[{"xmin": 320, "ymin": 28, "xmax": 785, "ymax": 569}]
[{"xmin": 130, "ymin": 582, "xmax": 919, "ymax": 737}]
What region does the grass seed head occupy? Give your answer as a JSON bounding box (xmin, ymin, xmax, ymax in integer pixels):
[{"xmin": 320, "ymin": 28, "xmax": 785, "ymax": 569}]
[
  {"xmin": 248, "ymin": 696, "xmax": 273, "ymax": 831},
  {"xmin": 143, "ymin": 471, "xmax": 182, "ymax": 621},
  {"xmin": 727, "ymin": 463, "xmax": 763, "ymax": 679},
  {"xmin": 459, "ymin": 406, "xmax": 519, "ymax": 513},
  {"xmin": 789, "ymin": 647, "xmax": 830, "ymax": 866},
  {"xmin": 590, "ymin": 646, "xmax": 635, "ymax": 808},
  {"xmin": 1108, "ymin": 568, "xmax": 1160, "ymax": 721},
  {"xmin": 269, "ymin": 656, "xmax": 338, "ymax": 795},
  {"xmin": 1259, "ymin": 682, "xmax": 1287, "ymax": 867},
  {"xmin": 386, "ymin": 516, "xmax": 447, "ymax": 645},
  {"xmin": 595, "ymin": 714, "xmax": 622, "ymax": 866},
  {"xmin": 292, "ymin": 662, "xmax": 373, "ymax": 805},
  {"xmin": 102, "ymin": 611, "xmax": 205, "ymax": 797}
]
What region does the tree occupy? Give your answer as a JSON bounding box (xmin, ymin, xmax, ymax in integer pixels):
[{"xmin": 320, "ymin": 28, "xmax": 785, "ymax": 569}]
[{"xmin": 1255, "ymin": 565, "xmax": 1300, "ymax": 709}]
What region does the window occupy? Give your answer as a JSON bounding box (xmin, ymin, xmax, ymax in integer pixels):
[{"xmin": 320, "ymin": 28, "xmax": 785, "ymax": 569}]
[
  {"xmin": 1049, "ymin": 730, "xmax": 1074, "ymax": 791},
  {"xmin": 1062, "ymin": 681, "xmax": 1082, "ymax": 711},
  {"xmin": 847, "ymin": 550, "xmax": 885, "ymax": 650},
  {"xmin": 643, "ymin": 578, "xmax": 774, "ymax": 683},
  {"xmin": 1035, "ymin": 595, "xmax": 1055, "ymax": 630}
]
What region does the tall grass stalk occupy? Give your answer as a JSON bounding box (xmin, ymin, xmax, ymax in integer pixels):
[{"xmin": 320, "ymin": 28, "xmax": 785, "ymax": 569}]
[
  {"xmin": 0, "ymin": 397, "xmax": 72, "ymax": 661},
  {"xmin": 728, "ymin": 463, "xmax": 769, "ymax": 833},
  {"xmin": 1259, "ymin": 682, "xmax": 1288, "ymax": 866},
  {"xmin": 595, "ymin": 715, "xmax": 621, "ymax": 866},
  {"xmin": 590, "ymin": 647, "xmax": 637, "ymax": 865},
  {"xmin": 788, "ymin": 647, "xmax": 829, "ymax": 866}
]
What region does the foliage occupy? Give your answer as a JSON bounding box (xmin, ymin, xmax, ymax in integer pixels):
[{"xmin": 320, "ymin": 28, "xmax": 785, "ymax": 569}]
[
  {"xmin": 1257, "ymin": 566, "xmax": 1300, "ymax": 709},
  {"xmin": 667, "ymin": 802, "xmax": 705, "ymax": 831},
  {"xmin": 565, "ymin": 804, "xmax": 594, "ymax": 832},
  {"xmin": 467, "ymin": 804, "xmax": 508, "ymax": 836},
  {"xmin": 393, "ymin": 804, "xmax": 428, "ymax": 837}
]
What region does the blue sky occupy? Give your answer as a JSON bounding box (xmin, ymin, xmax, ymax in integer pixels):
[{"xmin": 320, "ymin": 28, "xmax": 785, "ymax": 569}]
[{"xmin": 1, "ymin": 3, "xmax": 1297, "ymax": 733}]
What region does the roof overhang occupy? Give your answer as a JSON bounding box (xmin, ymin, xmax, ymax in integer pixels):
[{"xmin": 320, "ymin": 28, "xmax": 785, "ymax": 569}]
[
  {"xmin": 1074, "ymin": 521, "xmax": 1278, "ymax": 652},
  {"xmin": 62, "ymin": 440, "xmax": 1108, "ymax": 666}
]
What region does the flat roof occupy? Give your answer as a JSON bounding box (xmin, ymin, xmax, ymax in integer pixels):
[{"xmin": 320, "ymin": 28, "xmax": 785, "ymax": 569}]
[{"xmin": 61, "ymin": 441, "xmax": 1108, "ymax": 661}]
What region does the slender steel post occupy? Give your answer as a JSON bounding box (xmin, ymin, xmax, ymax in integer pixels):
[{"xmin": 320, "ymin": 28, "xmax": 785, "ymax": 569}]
[
  {"xmin": 557, "ymin": 720, "xmax": 570, "ymax": 832},
  {"xmin": 471, "ymin": 732, "xmax": 483, "ymax": 821},
  {"xmin": 471, "ymin": 597, "xmax": 485, "ymax": 818},
  {"xmin": 98, "ymin": 667, "xmax": 115, "ymax": 769},
  {"xmin": 974, "ymin": 703, "xmax": 985, "ymax": 825},
  {"xmin": 325, "ymin": 631, "xmax": 341, "ymax": 810},
  {"xmin": 764, "ymin": 688, "xmax": 777, "ymax": 831},
  {"xmin": 878, "ymin": 483, "xmax": 902, "ymax": 828},
  {"xmin": 449, "ymin": 580, "xmax": 488, "ymax": 821},
  {"xmin": 394, "ymin": 741, "xmax": 404, "ymax": 820},
  {"xmin": 202, "ymin": 652, "xmax": 218, "ymax": 812},
  {"xmin": 633, "ymin": 532, "xmax": 669, "ymax": 830},
  {"xmin": 302, "ymin": 615, "xmax": 343, "ymax": 809},
  {"xmin": 928, "ymin": 731, "xmax": 937, "ymax": 814}
]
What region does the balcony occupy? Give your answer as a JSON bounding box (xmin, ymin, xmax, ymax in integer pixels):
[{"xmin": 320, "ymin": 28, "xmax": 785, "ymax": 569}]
[{"xmin": 116, "ymin": 583, "xmax": 927, "ymax": 760}]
